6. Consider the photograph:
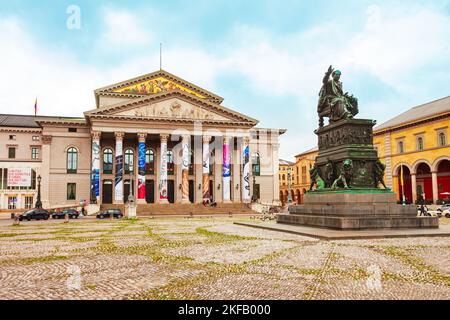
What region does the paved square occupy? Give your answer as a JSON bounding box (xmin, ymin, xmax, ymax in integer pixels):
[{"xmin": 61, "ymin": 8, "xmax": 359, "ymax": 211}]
[{"xmin": 0, "ymin": 217, "xmax": 449, "ymax": 300}]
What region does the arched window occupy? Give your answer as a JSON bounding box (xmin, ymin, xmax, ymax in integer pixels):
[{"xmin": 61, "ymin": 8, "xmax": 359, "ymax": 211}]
[
  {"xmin": 124, "ymin": 149, "xmax": 134, "ymax": 174},
  {"xmin": 439, "ymin": 132, "xmax": 447, "ymax": 147},
  {"xmin": 145, "ymin": 149, "xmax": 155, "ymax": 175},
  {"xmin": 67, "ymin": 147, "xmax": 78, "ymax": 174},
  {"xmin": 417, "ymin": 137, "xmax": 424, "ymax": 151},
  {"xmin": 103, "ymin": 148, "xmax": 113, "ymax": 174},
  {"xmin": 167, "ymin": 150, "xmax": 174, "ymax": 175},
  {"xmin": 252, "ymin": 152, "xmax": 261, "ymax": 176}
]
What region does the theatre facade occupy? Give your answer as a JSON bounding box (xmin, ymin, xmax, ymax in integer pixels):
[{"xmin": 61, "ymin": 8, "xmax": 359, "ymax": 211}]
[{"xmin": 0, "ymin": 70, "xmax": 284, "ymax": 211}]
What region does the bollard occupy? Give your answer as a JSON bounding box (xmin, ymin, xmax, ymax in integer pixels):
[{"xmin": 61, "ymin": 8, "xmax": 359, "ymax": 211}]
[{"xmin": 64, "ymin": 212, "xmax": 69, "ymax": 223}]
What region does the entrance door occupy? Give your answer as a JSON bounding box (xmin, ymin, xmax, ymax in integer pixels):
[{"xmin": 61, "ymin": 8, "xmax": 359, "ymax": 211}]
[
  {"xmin": 189, "ymin": 180, "xmax": 194, "ymax": 203},
  {"xmin": 146, "ymin": 180, "xmax": 154, "ymax": 203},
  {"xmin": 102, "ymin": 180, "xmax": 113, "ymax": 204},
  {"xmin": 167, "ymin": 180, "xmax": 175, "ymax": 204},
  {"xmin": 209, "ymin": 180, "xmax": 214, "ymax": 201},
  {"xmin": 124, "ymin": 180, "xmax": 134, "ymax": 203}
]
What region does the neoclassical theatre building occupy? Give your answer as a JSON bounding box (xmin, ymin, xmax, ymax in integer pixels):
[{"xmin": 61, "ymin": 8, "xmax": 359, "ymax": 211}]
[{"xmin": 0, "ymin": 70, "xmax": 284, "ymax": 211}]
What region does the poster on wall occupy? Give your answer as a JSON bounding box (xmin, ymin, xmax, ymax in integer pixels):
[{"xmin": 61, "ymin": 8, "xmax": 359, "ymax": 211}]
[{"xmin": 7, "ymin": 168, "xmax": 32, "ymax": 187}]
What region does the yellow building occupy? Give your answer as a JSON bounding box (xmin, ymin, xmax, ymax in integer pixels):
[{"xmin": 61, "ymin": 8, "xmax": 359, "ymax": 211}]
[
  {"xmin": 373, "ymin": 96, "xmax": 450, "ymax": 204},
  {"xmin": 279, "ymin": 147, "xmax": 318, "ymax": 205}
]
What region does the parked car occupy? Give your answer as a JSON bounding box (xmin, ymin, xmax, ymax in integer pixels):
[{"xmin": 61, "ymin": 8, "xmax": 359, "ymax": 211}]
[
  {"xmin": 96, "ymin": 209, "xmax": 123, "ymax": 219},
  {"xmin": 442, "ymin": 208, "xmax": 450, "ymax": 218},
  {"xmin": 52, "ymin": 209, "xmax": 79, "ymax": 219},
  {"xmin": 18, "ymin": 209, "xmax": 50, "ymax": 221},
  {"xmin": 437, "ymin": 203, "xmax": 450, "ymax": 213}
]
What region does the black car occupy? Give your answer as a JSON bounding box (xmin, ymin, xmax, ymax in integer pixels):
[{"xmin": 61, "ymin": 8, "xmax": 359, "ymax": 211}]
[
  {"xmin": 18, "ymin": 209, "xmax": 50, "ymax": 221},
  {"xmin": 52, "ymin": 209, "xmax": 80, "ymax": 219},
  {"xmin": 96, "ymin": 209, "xmax": 123, "ymax": 219}
]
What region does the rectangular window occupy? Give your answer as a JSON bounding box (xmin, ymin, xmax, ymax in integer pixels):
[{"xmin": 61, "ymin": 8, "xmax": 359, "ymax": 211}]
[
  {"xmin": 67, "ymin": 183, "xmax": 76, "ymax": 200},
  {"xmin": 8, "ymin": 196, "xmax": 17, "ymax": 210},
  {"xmin": 31, "ymin": 147, "xmax": 39, "ymax": 159},
  {"xmin": 397, "ymin": 141, "xmax": 405, "ymax": 154},
  {"xmin": 9, "ymin": 135, "xmax": 16, "ymax": 140},
  {"xmin": 8, "ymin": 147, "xmax": 16, "ymax": 159},
  {"xmin": 68, "ymin": 128, "xmax": 77, "ymax": 133},
  {"xmin": 32, "ymin": 136, "xmax": 40, "ymax": 141},
  {"xmin": 24, "ymin": 196, "xmax": 33, "ymax": 209}
]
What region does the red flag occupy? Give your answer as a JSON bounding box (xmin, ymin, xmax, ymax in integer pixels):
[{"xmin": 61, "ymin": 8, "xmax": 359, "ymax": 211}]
[{"xmin": 34, "ymin": 98, "xmax": 37, "ymax": 116}]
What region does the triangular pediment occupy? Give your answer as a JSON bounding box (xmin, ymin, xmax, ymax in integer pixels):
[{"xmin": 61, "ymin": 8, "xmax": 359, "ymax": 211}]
[
  {"xmin": 95, "ymin": 69, "xmax": 223, "ymax": 104},
  {"xmin": 85, "ymin": 91, "xmax": 258, "ymax": 126}
]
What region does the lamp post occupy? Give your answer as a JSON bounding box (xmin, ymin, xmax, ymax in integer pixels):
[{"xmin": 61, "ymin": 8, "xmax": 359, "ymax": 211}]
[
  {"xmin": 35, "ymin": 175, "xmax": 42, "ymax": 209},
  {"xmin": 287, "ymin": 167, "xmax": 292, "ymax": 204}
]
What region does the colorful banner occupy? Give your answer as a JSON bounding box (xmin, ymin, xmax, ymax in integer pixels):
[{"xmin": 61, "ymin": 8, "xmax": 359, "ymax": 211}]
[
  {"xmin": 7, "ymin": 168, "xmax": 31, "ymax": 187},
  {"xmin": 90, "ymin": 140, "xmax": 100, "ymax": 203},
  {"xmin": 138, "ymin": 141, "xmax": 146, "ymax": 201},
  {"xmin": 181, "ymin": 140, "xmax": 190, "ymax": 201},
  {"xmin": 202, "ymin": 140, "xmax": 210, "ymax": 201},
  {"xmin": 114, "ymin": 140, "xmax": 123, "ymax": 202},
  {"xmin": 159, "ymin": 141, "xmax": 168, "ymax": 201},
  {"xmin": 223, "ymin": 140, "xmax": 231, "ymax": 201},
  {"xmin": 242, "ymin": 144, "xmax": 251, "ymax": 201}
]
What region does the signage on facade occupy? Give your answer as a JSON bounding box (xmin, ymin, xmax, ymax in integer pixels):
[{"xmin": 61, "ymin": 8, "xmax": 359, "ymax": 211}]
[{"xmin": 7, "ymin": 168, "xmax": 32, "ymax": 187}]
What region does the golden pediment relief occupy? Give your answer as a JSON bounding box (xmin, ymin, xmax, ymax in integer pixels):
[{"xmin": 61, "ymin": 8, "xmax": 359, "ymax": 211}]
[
  {"xmin": 113, "ymin": 76, "xmax": 206, "ymax": 99},
  {"xmin": 116, "ymin": 100, "xmax": 229, "ymax": 121}
]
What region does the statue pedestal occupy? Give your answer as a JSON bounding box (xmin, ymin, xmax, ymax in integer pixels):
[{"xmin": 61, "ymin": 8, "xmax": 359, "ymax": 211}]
[
  {"xmin": 125, "ymin": 202, "xmax": 137, "ymax": 219},
  {"xmin": 277, "ymin": 190, "xmax": 439, "ymax": 230},
  {"xmin": 86, "ymin": 204, "xmax": 100, "ymax": 216}
]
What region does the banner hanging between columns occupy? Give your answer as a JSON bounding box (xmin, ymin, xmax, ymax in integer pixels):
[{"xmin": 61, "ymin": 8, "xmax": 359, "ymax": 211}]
[
  {"xmin": 138, "ymin": 139, "xmax": 146, "ymax": 201},
  {"xmin": 181, "ymin": 136, "xmax": 190, "ymax": 203},
  {"xmin": 159, "ymin": 136, "xmax": 168, "ymax": 202},
  {"xmin": 114, "ymin": 136, "xmax": 123, "ymax": 203},
  {"xmin": 242, "ymin": 140, "xmax": 251, "ymax": 202},
  {"xmin": 202, "ymin": 136, "xmax": 210, "ymax": 202},
  {"xmin": 223, "ymin": 137, "xmax": 231, "ymax": 201},
  {"xmin": 91, "ymin": 136, "xmax": 100, "ymax": 204}
]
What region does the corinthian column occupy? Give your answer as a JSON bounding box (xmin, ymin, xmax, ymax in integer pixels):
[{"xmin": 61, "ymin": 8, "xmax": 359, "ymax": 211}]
[
  {"xmin": 223, "ymin": 136, "xmax": 231, "ymax": 203},
  {"xmin": 242, "ymin": 136, "xmax": 251, "ymax": 203},
  {"xmin": 202, "ymin": 136, "xmax": 211, "ymax": 203},
  {"xmin": 159, "ymin": 134, "xmax": 169, "ymax": 204},
  {"xmin": 137, "ymin": 133, "xmax": 147, "ymax": 204},
  {"xmin": 181, "ymin": 135, "xmax": 190, "ymax": 204},
  {"xmin": 91, "ymin": 131, "xmax": 101, "ymax": 204},
  {"xmin": 114, "ymin": 132, "xmax": 124, "ymax": 204}
]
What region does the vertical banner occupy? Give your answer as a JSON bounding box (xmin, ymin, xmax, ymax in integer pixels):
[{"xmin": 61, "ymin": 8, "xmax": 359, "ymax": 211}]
[
  {"xmin": 138, "ymin": 141, "xmax": 146, "ymax": 201},
  {"xmin": 91, "ymin": 139, "xmax": 100, "ymax": 203},
  {"xmin": 114, "ymin": 139, "xmax": 123, "ymax": 202},
  {"xmin": 223, "ymin": 137, "xmax": 231, "ymax": 201},
  {"xmin": 242, "ymin": 142, "xmax": 251, "ymax": 202},
  {"xmin": 202, "ymin": 138, "xmax": 210, "ymax": 202},
  {"xmin": 159, "ymin": 140, "xmax": 168, "ymax": 201},
  {"xmin": 181, "ymin": 138, "xmax": 190, "ymax": 202}
]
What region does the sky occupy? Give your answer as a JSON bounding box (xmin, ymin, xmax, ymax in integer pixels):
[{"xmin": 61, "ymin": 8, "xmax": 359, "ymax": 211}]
[{"xmin": 0, "ymin": 0, "xmax": 449, "ymax": 160}]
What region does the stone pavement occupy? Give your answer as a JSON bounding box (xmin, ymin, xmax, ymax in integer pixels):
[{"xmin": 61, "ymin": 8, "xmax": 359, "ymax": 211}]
[{"xmin": 0, "ymin": 217, "xmax": 449, "ymax": 300}]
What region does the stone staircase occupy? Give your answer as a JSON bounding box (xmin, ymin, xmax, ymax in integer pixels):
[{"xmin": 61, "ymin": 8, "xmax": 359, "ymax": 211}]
[{"xmin": 99, "ymin": 203, "xmax": 256, "ymax": 216}]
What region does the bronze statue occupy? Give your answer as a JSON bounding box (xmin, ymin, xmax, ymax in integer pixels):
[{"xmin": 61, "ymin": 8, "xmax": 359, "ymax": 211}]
[
  {"xmin": 374, "ymin": 160, "xmax": 387, "ymax": 189},
  {"xmin": 317, "ymin": 65, "xmax": 359, "ymax": 127},
  {"xmin": 309, "ymin": 164, "xmax": 325, "ymax": 191},
  {"xmin": 323, "ymin": 159, "xmax": 335, "ymax": 188},
  {"xmin": 332, "ymin": 159, "xmax": 353, "ymax": 189}
]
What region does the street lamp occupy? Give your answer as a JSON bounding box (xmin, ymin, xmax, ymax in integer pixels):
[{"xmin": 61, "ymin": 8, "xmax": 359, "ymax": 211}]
[
  {"xmin": 35, "ymin": 175, "xmax": 42, "ymax": 209},
  {"xmin": 287, "ymin": 167, "xmax": 292, "ymax": 204}
]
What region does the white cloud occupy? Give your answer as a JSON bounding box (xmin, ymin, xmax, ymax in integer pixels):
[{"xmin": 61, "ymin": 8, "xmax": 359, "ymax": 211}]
[{"xmin": 101, "ymin": 9, "xmax": 152, "ymax": 46}]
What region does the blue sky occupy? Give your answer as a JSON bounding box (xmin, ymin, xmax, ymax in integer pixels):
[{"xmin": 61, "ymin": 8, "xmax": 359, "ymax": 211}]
[{"xmin": 0, "ymin": 0, "xmax": 449, "ymax": 159}]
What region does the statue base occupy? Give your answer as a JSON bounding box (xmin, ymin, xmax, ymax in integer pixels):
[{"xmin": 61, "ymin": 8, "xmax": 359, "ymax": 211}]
[
  {"xmin": 277, "ymin": 190, "xmax": 439, "ymax": 230},
  {"xmin": 125, "ymin": 202, "xmax": 137, "ymax": 219}
]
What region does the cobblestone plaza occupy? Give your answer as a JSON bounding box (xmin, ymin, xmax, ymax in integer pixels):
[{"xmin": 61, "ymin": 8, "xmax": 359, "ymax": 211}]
[{"xmin": 0, "ymin": 217, "xmax": 449, "ymax": 300}]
